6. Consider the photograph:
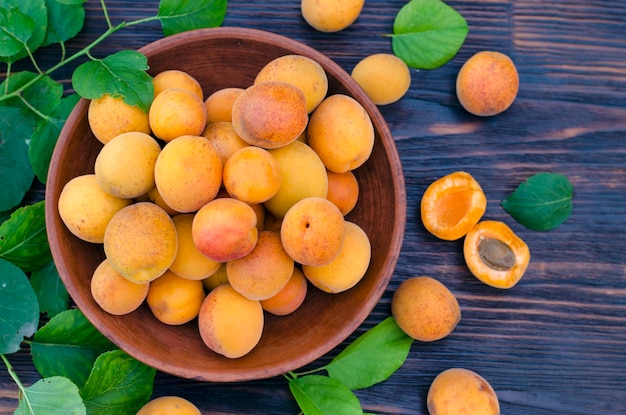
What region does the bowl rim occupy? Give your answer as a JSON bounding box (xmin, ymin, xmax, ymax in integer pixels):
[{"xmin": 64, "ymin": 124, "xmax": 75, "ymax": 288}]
[{"xmin": 46, "ymin": 26, "xmax": 407, "ymax": 381}]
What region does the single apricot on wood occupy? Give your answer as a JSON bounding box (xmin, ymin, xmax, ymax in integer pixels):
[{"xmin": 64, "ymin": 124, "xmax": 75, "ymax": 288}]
[
  {"xmin": 427, "ymin": 368, "xmax": 500, "ymax": 415},
  {"xmin": 391, "ymin": 276, "xmax": 461, "ymax": 342},
  {"xmin": 463, "ymin": 220, "xmax": 530, "ymax": 289},
  {"xmin": 420, "ymin": 171, "xmax": 487, "ymax": 241},
  {"xmin": 137, "ymin": 395, "xmax": 201, "ymax": 415},
  {"xmin": 456, "ymin": 50, "xmax": 519, "ymax": 116}
]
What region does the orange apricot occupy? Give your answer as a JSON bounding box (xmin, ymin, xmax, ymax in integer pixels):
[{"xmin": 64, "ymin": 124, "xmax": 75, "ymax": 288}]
[
  {"xmin": 463, "ymin": 220, "xmax": 530, "ymax": 289},
  {"xmin": 260, "ymin": 267, "xmax": 308, "ymax": 316},
  {"xmin": 325, "ymin": 169, "xmax": 359, "ymax": 215},
  {"xmin": 420, "ymin": 171, "xmax": 486, "ymax": 241}
]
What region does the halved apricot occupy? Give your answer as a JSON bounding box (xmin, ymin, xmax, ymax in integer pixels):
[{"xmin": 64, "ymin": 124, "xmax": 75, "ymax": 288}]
[
  {"xmin": 420, "ymin": 171, "xmax": 487, "ymax": 241},
  {"xmin": 463, "ymin": 220, "xmax": 530, "ymax": 289}
]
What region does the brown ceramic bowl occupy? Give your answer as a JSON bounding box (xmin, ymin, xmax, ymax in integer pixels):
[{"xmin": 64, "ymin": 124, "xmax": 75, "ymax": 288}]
[{"xmin": 45, "ymin": 27, "xmax": 406, "ymax": 382}]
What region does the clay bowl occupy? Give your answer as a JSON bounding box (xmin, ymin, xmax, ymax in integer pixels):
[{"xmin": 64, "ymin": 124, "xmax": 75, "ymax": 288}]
[{"xmin": 45, "ymin": 27, "xmax": 406, "ymax": 382}]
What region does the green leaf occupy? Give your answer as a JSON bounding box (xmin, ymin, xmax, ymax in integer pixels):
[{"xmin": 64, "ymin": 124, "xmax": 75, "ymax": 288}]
[
  {"xmin": 81, "ymin": 350, "xmax": 156, "ymax": 415},
  {"xmin": 0, "ymin": 6, "xmax": 35, "ymax": 57},
  {"xmin": 501, "ymin": 172, "xmax": 574, "ymax": 231},
  {"xmin": 14, "ymin": 376, "xmax": 86, "ymax": 415},
  {"xmin": 30, "ymin": 260, "xmax": 69, "ymax": 318},
  {"xmin": 42, "ymin": 0, "xmax": 85, "ymax": 47},
  {"xmin": 1, "ymin": 71, "xmax": 64, "ymax": 118},
  {"xmin": 289, "ymin": 375, "xmax": 363, "ymax": 415},
  {"xmin": 0, "ymin": 0, "xmax": 48, "ymax": 63},
  {"xmin": 326, "ymin": 317, "xmax": 413, "ymax": 390},
  {"xmin": 29, "ymin": 94, "xmax": 80, "ymax": 183},
  {"xmin": 31, "ymin": 309, "xmax": 117, "ymax": 389},
  {"xmin": 391, "ymin": 0, "xmax": 468, "ymax": 69},
  {"xmin": 0, "ymin": 201, "xmax": 51, "ymax": 272},
  {"xmin": 0, "ymin": 107, "xmax": 35, "ymax": 212},
  {"xmin": 158, "ymin": 0, "xmax": 227, "ymax": 36},
  {"xmin": 72, "ymin": 50, "xmax": 154, "ymax": 112},
  {"xmin": 0, "ymin": 258, "xmax": 39, "ymax": 354}
]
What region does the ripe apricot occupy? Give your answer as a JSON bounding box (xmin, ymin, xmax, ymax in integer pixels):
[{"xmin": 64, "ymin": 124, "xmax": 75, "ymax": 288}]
[
  {"xmin": 351, "ymin": 53, "xmax": 411, "ymax": 105},
  {"xmin": 463, "ymin": 220, "xmax": 530, "ymax": 289},
  {"xmin": 420, "ymin": 171, "xmax": 487, "ymax": 241},
  {"xmin": 153, "ymin": 69, "xmax": 203, "ymax": 99},
  {"xmin": 326, "ymin": 170, "xmax": 359, "ymax": 216},
  {"xmin": 146, "ymin": 270, "xmax": 205, "ymax": 325},
  {"xmin": 391, "ymin": 276, "xmax": 461, "ymax": 342},
  {"xmin": 232, "ymin": 81, "xmax": 308, "ymax": 149},
  {"xmin": 201, "ymin": 121, "xmax": 249, "ymax": 165},
  {"xmin": 198, "ymin": 284, "xmax": 264, "ymax": 358},
  {"xmin": 202, "ymin": 263, "xmax": 229, "ymax": 292},
  {"xmin": 260, "ymin": 267, "xmax": 308, "ymax": 316},
  {"xmin": 103, "ymin": 202, "xmax": 178, "ymax": 284},
  {"xmin": 88, "ymin": 94, "xmax": 151, "ymax": 144},
  {"xmin": 148, "ymin": 88, "xmax": 207, "ymax": 142},
  {"xmin": 58, "ymin": 174, "xmax": 131, "ymax": 243},
  {"xmin": 204, "ymin": 87, "xmax": 244, "ymax": 123},
  {"xmin": 223, "ymin": 146, "xmax": 281, "ymax": 204},
  {"xmin": 91, "ymin": 259, "xmax": 149, "ymax": 316},
  {"xmin": 456, "ymin": 51, "xmax": 519, "ymax": 116},
  {"xmin": 301, "ymin": 0, "xmax": 365, "ymax": 32},
  {"xmin": 137, "ymin": 395, "xmax": 201, "ymax": 415},
  {"xmin": 170, "ymin": 214, "xmax": 221, "ymax": 281},
  {"xmin": 227, "ymin": 230, "xmax": 294, "ymax": 301},
  {"xmin": 427, "ymin": 368, "xmax": 500, "ymax": 415}
]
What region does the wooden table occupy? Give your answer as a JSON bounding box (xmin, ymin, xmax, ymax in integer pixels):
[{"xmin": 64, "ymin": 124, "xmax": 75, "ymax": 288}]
[{"xmin": 2, "ymin": 0, "xmax": 625, "ymax": 414}]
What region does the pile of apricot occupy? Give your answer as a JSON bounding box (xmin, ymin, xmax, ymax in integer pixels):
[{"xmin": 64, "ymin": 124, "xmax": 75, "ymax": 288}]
[{"xmin": 58, "ymin": 54, "xmax": 377, "ymax": 359}]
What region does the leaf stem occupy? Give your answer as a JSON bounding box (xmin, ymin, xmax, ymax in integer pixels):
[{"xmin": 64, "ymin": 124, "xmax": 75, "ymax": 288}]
[
  {"xmin": 100, "ymin": 0, "xmax": 114, "ymax": 29},
  {"xmin": 1, "ymin": 354, "xmax": 34, "ymax": 414}
]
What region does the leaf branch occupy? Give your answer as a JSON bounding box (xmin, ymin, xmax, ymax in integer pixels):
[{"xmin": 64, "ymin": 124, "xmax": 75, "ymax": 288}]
[{"xmin": 1, "ymin": 354, "xmax": 35, "ymax": 414}]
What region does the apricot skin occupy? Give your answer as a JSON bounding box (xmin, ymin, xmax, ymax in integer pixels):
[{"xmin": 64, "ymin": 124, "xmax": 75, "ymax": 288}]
[
  {"xmin": 88, "ymin": 94, "xmax": 151, "ymax": 144},
  {"xmin": 91, "ymin": 259, "xmax": 149, "ymax": 316},
  {"xmin": 351, "ymin": 53, "xmax": 411, "ymax": 105},
  {"xmin": 456, "ymin": 51, "xmax": 519, "ymax": 116},
  {"xmin": 146, "ymin": 270, "xmax": 205, "ymax": 325},
  {"xmin": 137, "ymin": 395, "xmax": 201, "ymax": 415},
  {"xmin": 427, "ymin": 368, "xmax": 500, "ymax": 415},
  {"xmin": 260, "ymin": 267, "xmax": 308, "ymax": 316}
]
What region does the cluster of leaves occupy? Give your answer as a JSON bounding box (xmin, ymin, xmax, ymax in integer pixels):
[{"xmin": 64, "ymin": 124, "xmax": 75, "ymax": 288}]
[{"xmin": 0, "ymin": 0, "xmax": 227, "ymax": 413}]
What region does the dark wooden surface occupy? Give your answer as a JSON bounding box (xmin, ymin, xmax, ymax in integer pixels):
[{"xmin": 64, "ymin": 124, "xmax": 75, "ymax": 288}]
[{"xmin": 2, "ymin": 0, "xmax": 626, "ymax": 414}]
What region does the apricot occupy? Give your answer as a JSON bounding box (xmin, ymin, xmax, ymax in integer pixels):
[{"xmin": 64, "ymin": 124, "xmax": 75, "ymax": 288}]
[
  {"xmin": 325, "ymin": 170, "xmax": 359, "ymax": 216},
  {"xmin": 223, "ymin": 146, "xmax": 281, "ymax": 204},
  {"xmin": 146, "ymin": 186, "xmax": 180, "ymax": 216},
  {"xmin": 308, "ymin": 94, "xmax": 374, "ymax": 173},
  {"xmin": 90, "ymin": 259, "xmax": 149, "ymax": 316},
  {"xmin": 303, "ymin": 221, "xmax": 370, "ymax": 293},
  {"xmin": 301, "ymin": 0, "xmax": 365, "ymax": 32},
  {"xmin": 456, "ymin": 51, "xmax": 519, "ymax": 116},
  {"xmin": 169, "ymin": 214, "xmax": 221, "ymax": 280},
  {"xmin": 202, "ymin": 262, "xmax": 229, "ymax": 292},
  {"xmin": 103, "ymin": 202, "xmax": 178, "ymax": 284},
  {"xmin": 154, "ymin": 135, "xmax": 222, "ymax": 213},
  {"xmin": 281, "ymin": 197, "xmax": 346, "ymax": 266},
  {"xmin": 148, "ymin": 88, "xmax": 207, "ymax": 141},
  {"xmin": 146, "ymin": 270, "xmax": 205, "ymax": 325},
  {"xmin": 463, "ymin": 220, "xmax": 530, "ymax": 289},
  {"xmin": 94, "ymin": 131, "xmax": 161, "ymax": 199},
  {"xmin": 265, "ymin": 140, "xmax": 328, "ymax": 218},
  {"xmin": 198, "ymin": 284, "xmax": 264, "ymax": 358},
  {"xmin": 351, "ymin": 53, "xmax": 411, "ymax": 105},
  {"xmin": 137, "ymin": 396, "xmax": 201, "ymax": 415},
  {"xmin": 192, "ymin": 197, "xmax": 258, "ymax": 263},
  {"xmin": 58, "ymin": 174, "xmax": 131, "ymax": 243},
  {"xmin": 88, "ymin": 94, "xmax": 151, "ymax": 144},
  {"xmin": 260, "ymin": 267, "xmax": 308, "ymax": 316},
  {"xmin": 153, "ymin": 69, "xmax": 203, "ymax": 99},
  {"xmin": 427, "ymin": 368, "xmax": 500, "ymax": 415},
  {"xmin": 420, "ymin": 171, "xmax": 487, "ymax": 241},
  {"xmin": 231, "ymin": 81, "xmax": 308, "ymax": 149},
  {"xmin": 391, "ymin": 276, "xmax": 461, "ymax": 342},
  {"xmin": 204, "ymin": 87, "xmax": 244, "ymax": 123},
  {"xmin": 201, "ymin": 121, "xmax": 249, "ymax": 165},
  {"xmin": 227, "ymin": 230, "xmax": 294, "ymax": 301},
  {"xmin": 255, "ymin": 54, "xmax": 328, "ymax": 113}
]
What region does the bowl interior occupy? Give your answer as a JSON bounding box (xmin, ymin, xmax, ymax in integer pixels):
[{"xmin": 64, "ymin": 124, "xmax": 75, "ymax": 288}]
[{"xmin": 46, "ymin": 27, "xmax": 406, "ymax": 382}]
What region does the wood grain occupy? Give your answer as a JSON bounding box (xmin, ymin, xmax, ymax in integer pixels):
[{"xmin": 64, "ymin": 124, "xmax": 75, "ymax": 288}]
[{"xmin": 2, "ymin": 0, "xmax": 625, "ymax": 414}]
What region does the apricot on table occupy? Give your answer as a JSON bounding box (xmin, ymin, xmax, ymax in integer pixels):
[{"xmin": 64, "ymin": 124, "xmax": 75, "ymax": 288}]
[
  {"xmin": 456, "ymin": 50, "xmax": 519, "ymax": 116},
  {"xmin": 91, "ymin": 259, "xmax": 149, "ymax": 316},
  {"xmin": 58, "ymin": 174, "xmax": 131, "ymax": 243},
  {"xmin": 255, "ymin": 54, "xmax": 328, "ymax": 113},
  {"xmin": 204, "ymin": 87, "xmax": 244, "ymax": 124},
  {"xmin": 137, "ymin": 395, "xmax": 201, "ymax": 415},
  {"xmin": 260, "ymin": 267, "xmax": 308, "ymax": 316},
  {"xmin": 198, "ymin": 284, "xmax": 264, "ymax": 359},
  {"xmin": 391, "ymin": 276, "xmax": 461, "ymax": 342},
  {"xmin": 351, "ymin": 53, "xmax": 411, "ymax": 105},
  {"xmin": 301, "ymin": 0, "xmax": 365, "ymax": 32},
  {"xmin": 146, "ymin": 270, "xmax": 205, "ymax": 325},
  {"xmin": 153, "ymin": 69, "xmax": 203, "ymax": 99},
  {"xmin": 420, "ymin": 171, "xmax": 487, "ymax": 241},
  {"xmin": 231, "ymin": 81, "xmax": 308, "ymax": 149},
  {"xmin": 427, "ymin": 368, "xmax": 500, "ymax": 415},
  {"xmin": 88, "ymin": 94, "xmax": 151, "ymax": 144},
  {"xmin": 149, "ymin": 88, "xmax": 207, "ymax": 141},
  {"xmin": 103, "ymin": 202, "xmax": 178, "ymax": 284},
  {"xmin": 463, "ymin": 220, "xmax": 530, "ymax": 289},
  {"xmin": 303, "ymin": 221, "xmax": 371, "ymax": 293}
]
